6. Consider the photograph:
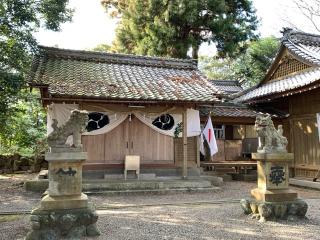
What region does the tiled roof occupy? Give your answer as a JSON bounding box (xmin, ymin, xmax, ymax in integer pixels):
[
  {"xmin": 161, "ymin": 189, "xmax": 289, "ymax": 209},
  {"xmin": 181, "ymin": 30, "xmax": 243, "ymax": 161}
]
[
  {"xmin": 235, "ymin": 67, "xmax": 320, "ymax": 103},
  {"xmin": 282, "ymin": 29, "xmax": 320, "ymax": 66},
  {"xmin": 200, "ymin": 104, "xmax": 260, "ymax": 118},
  {"xmin": 200, "ymin": 104, "xmax": 285, "ymax": 119},
  {"xmin": 235, "ymin": 29, "xmax": 320, "ymax": 103},
  {"xmin": 212, "ymin": 105, "xmax": 259, "ymax": 118},
  {"xmin": 210, "ymin": 80, "xmax": 243, "ymax": 94},
  {"xmin": 30, "ymin": 46, "xmax": 222, "ymax": 104}
]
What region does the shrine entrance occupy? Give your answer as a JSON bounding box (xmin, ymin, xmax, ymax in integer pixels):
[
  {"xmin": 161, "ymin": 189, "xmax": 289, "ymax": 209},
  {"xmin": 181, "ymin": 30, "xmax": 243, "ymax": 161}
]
[{"xmin": 82, "ymin": 114, "xmax": 174, "ymax": 165}]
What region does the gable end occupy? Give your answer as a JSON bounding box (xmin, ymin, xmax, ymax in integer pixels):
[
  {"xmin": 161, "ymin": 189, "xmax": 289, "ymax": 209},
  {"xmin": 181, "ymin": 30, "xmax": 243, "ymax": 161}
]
[{"xmin": 269, "ymin": 55, "xmax": 311, "ymax": 81}]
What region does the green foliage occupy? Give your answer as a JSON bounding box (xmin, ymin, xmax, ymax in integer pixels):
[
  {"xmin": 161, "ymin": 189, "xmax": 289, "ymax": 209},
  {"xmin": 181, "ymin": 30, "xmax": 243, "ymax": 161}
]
[
  {"xmin": 199, "ymin": 36, "xmax": 280, "ymax": 87},
  {"xmin": 0, "ymin": 90, "xmax": 46, "ymax": 156},
  {"xmin": 91, "ymin": 44, "xmax": 112, "ymax": 52},
  {"xmin": 232, "ymin": 36, "xmax": 280, "ymax": 87},
  {"xmin": 0, "ymin": 0, "xmax": 72, "ymax": 155},
  {"xmin": 102, "ymin": 0, "xmax": 259, "ymax": 59},
  {"xmin": 174, "ymin": 122, "xmax": 183, "ymax": 138},
  {"xmin": 198, "ymin": 56, "xmax": 235, "ymax": 80}
]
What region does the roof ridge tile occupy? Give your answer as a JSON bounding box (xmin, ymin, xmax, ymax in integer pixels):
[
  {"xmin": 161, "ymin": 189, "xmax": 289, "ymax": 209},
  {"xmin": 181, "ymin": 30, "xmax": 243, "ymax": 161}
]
[{"xmin": 38, "ymin": 45, "xmax": 198, "ymax": 70}]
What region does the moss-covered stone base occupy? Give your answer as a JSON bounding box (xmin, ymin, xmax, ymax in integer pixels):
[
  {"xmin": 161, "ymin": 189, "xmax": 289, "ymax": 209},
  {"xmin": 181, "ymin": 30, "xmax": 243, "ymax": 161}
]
[
  {"xmin": 25, "ymin": 203, "xmax": 100, "ymax": 240},
  {"xmin": 240, "ymin": 198, "xmax": 308, "ymax": 222}
]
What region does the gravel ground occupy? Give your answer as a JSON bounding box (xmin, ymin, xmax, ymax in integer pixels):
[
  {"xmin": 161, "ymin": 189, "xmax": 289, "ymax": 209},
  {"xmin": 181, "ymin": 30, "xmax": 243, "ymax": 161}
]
[
  {"xmin": 1, "ymin": 174, "xmax": 320, "ymax": 240},
  {"xmin": 0, "ymin": 173, "xmax": 40, "ymax": 212},
  {"xmin": 90, "ymin": 181, "xmax": 320, "ymax": 208}
]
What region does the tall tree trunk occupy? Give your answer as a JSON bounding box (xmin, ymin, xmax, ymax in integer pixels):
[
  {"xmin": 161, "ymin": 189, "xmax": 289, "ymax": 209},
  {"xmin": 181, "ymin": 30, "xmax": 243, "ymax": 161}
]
[{"xmin": 192, "ymin": 43, "xmax": 199, "ymax": 59}]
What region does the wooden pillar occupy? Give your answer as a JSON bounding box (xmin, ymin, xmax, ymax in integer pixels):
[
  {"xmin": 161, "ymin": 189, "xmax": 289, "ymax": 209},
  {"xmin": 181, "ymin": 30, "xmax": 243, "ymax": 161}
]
[
  {"xmin": 196, "ymin": 136, "xmax": 200, "ymax": 168},
  {"xmin": 182, "ymin": 109, "xmax": 188, "ymax": 179}
]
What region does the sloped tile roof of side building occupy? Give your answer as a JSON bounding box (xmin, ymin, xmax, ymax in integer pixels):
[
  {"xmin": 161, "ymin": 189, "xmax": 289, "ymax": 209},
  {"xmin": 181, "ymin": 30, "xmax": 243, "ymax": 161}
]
[
  {"xmin": 203, "ymin": 80, "xmax": 267, "ymax": 119},
  {"xmin": 234, "ymin": 28, "xmax": 320, "ymax": 104},
  {"xmin": 29, "ymin": 46, "xmax": 223, "ymax": 105}
]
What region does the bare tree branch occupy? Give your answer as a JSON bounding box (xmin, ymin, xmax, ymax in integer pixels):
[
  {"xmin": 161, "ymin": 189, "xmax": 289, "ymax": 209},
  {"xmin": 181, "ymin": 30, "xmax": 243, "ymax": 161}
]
[{"xmin": 294, "ymin": 0, "xmax": 320, "ymax": 32}]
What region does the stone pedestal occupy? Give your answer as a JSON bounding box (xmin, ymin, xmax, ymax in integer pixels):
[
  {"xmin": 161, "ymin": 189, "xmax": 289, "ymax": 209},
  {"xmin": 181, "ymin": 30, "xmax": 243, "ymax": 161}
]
[
  {"xmin": 251, "ymin": 153, "xmax": 297, "ymax": 202},
  {"xmin": 240, "ymin": 152, "xmax": 308, "ymax": 222},
  {"xmin": 26, "ymin": 151, "xmax": 100, "ymax": 240}
]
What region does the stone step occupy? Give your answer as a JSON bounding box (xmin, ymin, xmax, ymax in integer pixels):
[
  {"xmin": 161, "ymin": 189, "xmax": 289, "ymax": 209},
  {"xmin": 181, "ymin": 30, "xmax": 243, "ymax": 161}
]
[
  {"xmin": 104, "ymin": 173, "xmax": 156, "ymax": 180},
  {"xmin": 84, "ymin": 186, "xmax": 220, "ymax": 196},
  {"xmin": 289, "ymin": 178, "xmax": 320, "ymax": 190},
  {"xmin": 82, "ymin": 179, "xmax": 213, "ymax": 192},
  {"xmin": 24, "ymin": 177, "xmax": 219, "ymax": 193},
  {"xmin": 83, "ymin": 167, "xmax": 201, "ymax": 179}
]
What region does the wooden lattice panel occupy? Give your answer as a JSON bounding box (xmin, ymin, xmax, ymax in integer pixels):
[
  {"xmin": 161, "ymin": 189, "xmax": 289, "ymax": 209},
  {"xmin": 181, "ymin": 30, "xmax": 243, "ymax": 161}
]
[{"xmin": 270, "ymin": 56, "xmax": 311, "ymax": 80}]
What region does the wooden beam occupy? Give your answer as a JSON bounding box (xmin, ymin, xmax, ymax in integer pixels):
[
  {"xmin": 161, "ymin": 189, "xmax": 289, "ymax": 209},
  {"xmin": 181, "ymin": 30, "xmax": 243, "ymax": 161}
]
[
  {"xmin": 40, "ymin": 96, "xmax": 217, "ymax": 107},
  {"xmin": 182, "ymin": 108, "xmax": 188, "ymax": 179}
]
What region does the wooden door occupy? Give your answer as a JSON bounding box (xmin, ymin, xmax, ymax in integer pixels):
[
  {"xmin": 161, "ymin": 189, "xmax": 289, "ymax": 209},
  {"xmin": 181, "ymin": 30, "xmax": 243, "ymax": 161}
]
[
  {"xmin": 82, "ymin": 117, "xmax": 129, "ymax": 164},
  {"xmin": 128, "ymin": 115, "xmax": 174, "ymax": 164},
  {"xmin": 83, "ymin": 115, "xmax": 174, "ymax": 165},
  {"xmin": 104, "ymin": 118, "xmax": 129, "ymax": 164}
]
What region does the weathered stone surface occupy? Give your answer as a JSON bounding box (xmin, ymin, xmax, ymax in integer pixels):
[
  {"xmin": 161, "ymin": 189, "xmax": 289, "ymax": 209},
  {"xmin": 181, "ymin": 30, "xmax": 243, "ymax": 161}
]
[
  {"xmin": 24, "ymin": 180, "xmax": 49, "ymax": 193},
  {"xmin": 39, "ymin": 193, "xmax": 88, "ymax": 210},
  {"xmin": 242, "ymin": 118, "xmax": 308, "ymax": 223},
  {"xmin": 240, "ymin": 199, "xmax": 308, "ymax": 222},
  {"xmin": 251, "ymin": 188, "xmax": 298, "ymax": 202},
  {"xmin": 47, "ymin": 109, "xmax": 88, "ymax": 150},
  {"xmin": 287, "ymin": 215, "xmax": 299, "ymax": 222},
  {"xmin": 26, "ymin": 229, "xmax": 58, "ymax": 240},
  {"xmin": 86, "ymin": 223, "xmax": 101, "ymax": 236},
  {"xmin": 27, "ymin": 205, "xmax": 99, "ymax": 240},
  {"xmin": 296, "ymin": 199, "xmax": 308, "ymax": 217},
  {"xmin": 255, "ymin": 115, "xmax": 288, "ymax": 153},
  {"xmin": 66, "ymin": 225, "xmax": 86, "ymax": 239},
  {"xmin": 258, "ymin": 203, "xmax": 273, "ymax": 219},
  {"xmin": 274, "ymin": 204, "xmax": 287, "ymax": 219},
  {"xmin": 26, "ymin": 109, "xmax": 100, "ymax": 239},
  {"xmin": 47, "ymin": 160, "xmax": 84, "ymax": 196},
  {"xmin": 240, "ymin": 199, "xmax": 252, "ymax": 215}
]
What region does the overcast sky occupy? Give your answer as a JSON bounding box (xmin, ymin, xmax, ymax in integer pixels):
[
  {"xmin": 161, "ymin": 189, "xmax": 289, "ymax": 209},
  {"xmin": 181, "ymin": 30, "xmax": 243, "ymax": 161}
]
[{"xmin": 34, "ymin": 0, "xmax": 319, "ymax": 56}]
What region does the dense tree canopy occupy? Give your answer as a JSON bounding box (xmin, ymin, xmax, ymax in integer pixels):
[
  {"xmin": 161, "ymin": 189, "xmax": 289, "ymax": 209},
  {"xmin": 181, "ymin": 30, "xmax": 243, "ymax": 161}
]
[
  {"xmin": 0, "ymin": 90, "xmax": 46, "ymax": 155},
  {"xmin": 0, "ymin": 0, "xmax": 72, "ymax": 154},
  {"xmin": 199, "ymin": 36, "xmax": 280, "ymax": 87},
  {"xmin": 232, "ymin": 36, "xmax": 280, "ymax": 87},
  {"xmin": 102, "ymin": 0, "xmax": 259, "ymax": 59},
  {"xmin": 198, "ymin": 56, "xmax": 235, "ymax": 80}
]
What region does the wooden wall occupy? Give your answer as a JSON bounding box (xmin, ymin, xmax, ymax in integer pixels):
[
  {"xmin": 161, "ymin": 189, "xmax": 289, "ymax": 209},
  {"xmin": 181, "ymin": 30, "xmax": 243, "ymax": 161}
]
[
  {"xmin": 212, "ymin": 139, "xmax": 242, "ymax": 161},
  {"xmin": 212, "ymin": 140, "xmax": 226, "ymax": 161},
  {"xmin": 174, "ymin": 137, "xmax": 198, "ymax": 168},
  {"xmin": 233, "ymin": 125, "xmax": 257, "ymax": 139},
  {"xmin": 288, "ymin": 88, "xmax": 320, "ymax": 177},
  {"xmin": 255, "ymin": 89, "xmax": 320, "ymax": 178}
]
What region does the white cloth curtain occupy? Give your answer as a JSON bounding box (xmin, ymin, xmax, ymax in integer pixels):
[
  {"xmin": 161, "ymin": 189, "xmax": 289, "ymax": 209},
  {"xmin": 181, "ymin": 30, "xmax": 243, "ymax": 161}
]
[
  {"xmin": 47, "ymin": 104, "xmax": 201, "ymax": 138},
  {"xmin": 82, "ymin": 112, "xmax": 127, "ymax": 136},
  {"xmin": 134, "ymin": 108, "xmax": 201, "ymax": 137},
  {"xmin": 47, "ymin": 103, "xmax": 128, "ymax": 136},
  {"xmin": 186, "ymin": 108, "xmax": 202, "ymax": 137},
  {"xmin": 134, "ymin": 112, "xmax": 177, "ymax": 136}
]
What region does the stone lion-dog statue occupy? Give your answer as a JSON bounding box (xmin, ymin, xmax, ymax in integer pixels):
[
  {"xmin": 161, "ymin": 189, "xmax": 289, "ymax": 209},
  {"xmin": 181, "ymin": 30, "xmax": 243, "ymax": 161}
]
[
  {"xmin": 255, "ymin": 115, "xmax": 288, "ymax": 153},
  {"xmin": 47, "ymin": 109, "xmax": 88, "ymax": 149}
]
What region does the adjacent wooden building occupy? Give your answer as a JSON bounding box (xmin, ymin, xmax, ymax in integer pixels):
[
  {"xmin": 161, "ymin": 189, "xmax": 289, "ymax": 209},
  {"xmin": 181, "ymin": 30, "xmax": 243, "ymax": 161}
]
[
  {"xmin": 236, "ymin": 29, "xmax": 320, "ymax": 178},
  {"xmin": 202, "ymin": 80, "xmax": 260, "ymax": 162}
]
